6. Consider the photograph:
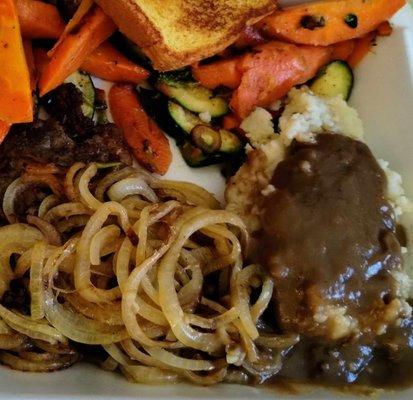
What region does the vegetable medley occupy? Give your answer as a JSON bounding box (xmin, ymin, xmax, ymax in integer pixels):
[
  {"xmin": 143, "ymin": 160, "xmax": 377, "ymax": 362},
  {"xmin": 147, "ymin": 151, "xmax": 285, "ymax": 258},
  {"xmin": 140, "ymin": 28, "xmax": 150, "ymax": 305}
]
[{"xmin": 0, "ymin": 0, "xmax": 404, "ymax": 174}]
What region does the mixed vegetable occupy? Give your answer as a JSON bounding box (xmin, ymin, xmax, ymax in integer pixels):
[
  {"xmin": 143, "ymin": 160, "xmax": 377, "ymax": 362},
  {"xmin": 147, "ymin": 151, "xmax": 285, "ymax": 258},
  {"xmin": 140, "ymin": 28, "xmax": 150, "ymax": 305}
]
[{"xmin": 0, "ymin": 0, "xmax": 405, "ymax": 174}]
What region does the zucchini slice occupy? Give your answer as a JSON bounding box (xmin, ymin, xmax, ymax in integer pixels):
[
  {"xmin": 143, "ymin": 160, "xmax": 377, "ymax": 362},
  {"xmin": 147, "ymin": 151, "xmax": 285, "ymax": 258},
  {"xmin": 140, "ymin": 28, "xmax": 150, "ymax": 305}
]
[
  {"xmin": 139, "ymin": 88, "xmax": 187, "ymax": 142},
  {"xmin": 168, "ymin": 102, "xmax": 242, "ymax": 154},
  {"xmin": 139, "ymin": 89, "xmax": 244, "ymax": 168},
  {"xmin": 65, "ymin": 71, "xmax": 96, "ymax": 118},
  {"xmin": 219, "ymin": 129, "xmax": 243, "ymax": 154},
  {"xmin": 310, "ymin": 61, "xmax": 354, "ymax": 101},
  {"xmin": 157, "ymin": 75, "xmax": 229, "ymax": 117},
  {"xmin": 168, "ymin": 101, "xmax": 201, "ymax": 134},
  {"xmin": 191, "ymin": 125, "xmax": 222, "ymax": 153},
  {"xmin": 179, "ymin": 142, "xmax": 228, "ymax": 168},
  {"xmin": 179, "ymin": 142, "xmax": 210, "ymax": 168}
]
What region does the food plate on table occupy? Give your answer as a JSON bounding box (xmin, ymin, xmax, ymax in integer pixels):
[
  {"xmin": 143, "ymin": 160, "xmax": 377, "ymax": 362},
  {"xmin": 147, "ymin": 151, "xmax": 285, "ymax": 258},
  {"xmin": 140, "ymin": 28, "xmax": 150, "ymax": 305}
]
[{"xmin": 0, "ymin": 0, "xmax": 412, "ymax": 398}]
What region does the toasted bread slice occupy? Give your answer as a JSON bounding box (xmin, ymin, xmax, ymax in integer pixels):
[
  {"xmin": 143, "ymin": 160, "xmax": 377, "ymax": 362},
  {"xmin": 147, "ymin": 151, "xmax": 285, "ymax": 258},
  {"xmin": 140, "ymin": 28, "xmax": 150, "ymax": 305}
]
[{"xmin": 95, "ymin": 0, "xmax": 277, "ymax": 71}]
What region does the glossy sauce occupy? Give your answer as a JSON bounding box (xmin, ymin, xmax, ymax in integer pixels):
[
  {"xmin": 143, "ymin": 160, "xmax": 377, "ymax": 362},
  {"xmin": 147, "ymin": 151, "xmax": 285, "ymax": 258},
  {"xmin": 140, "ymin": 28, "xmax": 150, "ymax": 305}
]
[{"xmin": 255, "ymin": 134, "xmax": 413, "ymax": 388}]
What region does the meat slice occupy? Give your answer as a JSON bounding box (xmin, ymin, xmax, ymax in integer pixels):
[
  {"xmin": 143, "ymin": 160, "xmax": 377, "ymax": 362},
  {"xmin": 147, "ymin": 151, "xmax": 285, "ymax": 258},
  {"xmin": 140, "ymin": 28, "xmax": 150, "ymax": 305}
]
[{"xmin": 0, "ymin": 118, "xmax": 131, "ymax": 224}]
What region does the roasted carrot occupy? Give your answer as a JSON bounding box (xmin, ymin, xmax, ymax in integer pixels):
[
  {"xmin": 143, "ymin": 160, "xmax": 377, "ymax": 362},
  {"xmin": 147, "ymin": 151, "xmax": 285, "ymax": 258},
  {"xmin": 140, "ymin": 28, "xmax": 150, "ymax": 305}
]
[
  {"xmin": 23, "ymin": 40, "xmax": 36, "ymax": 91},
  {"xmin": 39, "ymin": 6, "xmax": 116, "ymax": 96},
  {"xmin": 81, "ymin": 42, "xmax": 149, "ymax": 83},
  {"xmin": 230, "ymin": 41, "xmax": 332, "ymax": 118},
  {"xmin": 0, "ymin": 0, "xmax": 33, "ymax": 123},
  {"xmin": 62, "ymin": 0, "xmax": 93, "ymax": 36},
  {"xmin": 234, "ymin": 26, "xmax": 266, "ymax": 48},
  {"xmin": 109, "ymin": 84, "xmax": 172, "ymax": 175},
  {"xmin": 33, "ymin": 48, "xmax": 49, "ymax": 81},
  {"xmin": 331, "ymin": 40, "xmax": 355, "ymax": 61},
  {"xmin": 0, "ymin": 121, "xmax": 11, "ymax": 145},
  {"xmin": 192, "ymin": 58, "xmax": 243, "ymax": 90},
  {"xmin": 377, "ymin": 21, "xmax": 393, "ymax": 36},
  {"xmin": 222, "ymin": 114, "xmax": 241, "ymax": 131},
  {"xmin": 16, "ymin": 0, "xmax": 65, "ymax": 39},
  {"xmin": 347, "ymin": 32, "xmax": 377, "ymax": 68},
  {"xmin": 48, "ymin": 0, "xmax": 94, "ymax": 57},
  {"xmin": 259, "ymin": 0, "xmax": 405, "ymax": 46}
]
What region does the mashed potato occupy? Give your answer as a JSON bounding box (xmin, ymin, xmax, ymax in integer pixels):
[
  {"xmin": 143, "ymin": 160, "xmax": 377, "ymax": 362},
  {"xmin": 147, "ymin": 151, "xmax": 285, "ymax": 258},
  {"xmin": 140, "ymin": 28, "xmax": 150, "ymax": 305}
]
[
  {"xmin": 227, "ymin": 86, "xmax": 409, "ymax": 233},
  {"xmin": 228, "ymin": 86, "xmax": 413, "ymax": 337},
  {"xmin": 378, "ymin": 159, "xmax": 412, "ymax": 218},
  {"xmin": 279, "ymin": 87, "xmax": 364, "ymax": 144}
]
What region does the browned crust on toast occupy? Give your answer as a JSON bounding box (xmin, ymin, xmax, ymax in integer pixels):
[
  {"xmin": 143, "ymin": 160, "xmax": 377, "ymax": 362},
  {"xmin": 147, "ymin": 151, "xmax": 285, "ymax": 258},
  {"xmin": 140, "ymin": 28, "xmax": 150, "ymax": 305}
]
[{"xmin": 95, "ymin": 0, "xmax": 277, "ymax": 71}]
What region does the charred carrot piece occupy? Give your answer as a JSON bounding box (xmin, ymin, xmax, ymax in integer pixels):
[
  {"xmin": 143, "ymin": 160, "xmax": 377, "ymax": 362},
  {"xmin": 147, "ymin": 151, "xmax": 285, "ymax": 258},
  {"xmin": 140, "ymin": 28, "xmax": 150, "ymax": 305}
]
[
  {"xmin": 23, "ymin": 40, "xmax": 36, "ymax": 91},
  {"xmin": 347, "ymin": 32, "xmax": 377, "ymax": 68},
  {"xmin": 192, "ymin": 58, "xmax": 243, "ymax": 89},
  {"xmin": 331, "ymin": 40, "xmax": 355, "ymax": 61},
  {"xmin": 0, "ymin": 0, "xmax": 33, "ymax": 123},
  {"xmin": 222, "ymin": 114, "xmax": 241, "ymax": 131},
  {"xmin": 48, "ymin": 0, "xmax": 94, "ymax": 57},
  {"xmin": 81, "ymin": 41, "xmax": 149, "ymax": 83},
  {"xmin": 109, "ymin": 84, "xmax": 172, "ymax": 175},
  {"xmin": 230, "ymin": 41, "xmax": 331, "ymax": 118},
  {"xmin": 16, "ymin": 0, "xmax": 65, "ymax": 39},
  {"xmin": 377, "ymin": 21, "xmax": 393, "ymax": 36},
  {"xmin": 233, "ymin": 26, "xmax": 266, "ymax": 48},
  {"xmin": 39, "ymin": 6, "xmax": 116, "ymax": 96},
  {"xmin": 259, "ymin": 0, "xmax": 405, "ymax": 46},
  {"xmin": 0, "ymin": 121, "xmax": 11, "ymax": 145},
  {"xmin": 62, "ymin": 0, "xmax": 93, "ymax": 36},
  {"xmin": 33, "ymin": 48, "xmax": 49, "ymax": 82}
]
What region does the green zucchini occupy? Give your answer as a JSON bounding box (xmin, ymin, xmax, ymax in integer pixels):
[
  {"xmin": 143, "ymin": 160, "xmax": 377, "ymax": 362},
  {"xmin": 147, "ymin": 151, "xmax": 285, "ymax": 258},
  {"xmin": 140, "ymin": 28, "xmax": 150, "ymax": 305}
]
[
  {"xmin": 156, "ymin": 70, "xmax": 194, "ymax": 86},
  {"xmin": 310, "ymin": 61, "xmax": 354, "ymax": 101},
  {"xmin": 157, "ymin": 74, "xmax": 229, "ymax": 117},
  {"xmin": 139, "ymin": 88, "xmax": 186, "ymax": 142},
  {"xmin": 180, "ymin": 142, "xmax": 210, "ymax": 167},
  {"xmin": 168, "ymin": 101, "xmax": 201, "ymax": 134},
  {"xmin": 65, "ymin": 71, "xmax": 96, "ymax": 118},
  {"xmin": 138, "ymin": 88, "xmax": 244, "ymax": 168},
  {"xmin": 219, "ymin": 129, "xmax": 243, "ymax": 154},
  {"xmin": 191, "ymin": 125, "xmax": 222, "ymax": 154},
  {"xmin": 179, "ymin": 142, "xmax": 227, "ymax": 168},
  {"xmin": 168, "ymin": 102, "xmax": 242, "ymax": 154}
]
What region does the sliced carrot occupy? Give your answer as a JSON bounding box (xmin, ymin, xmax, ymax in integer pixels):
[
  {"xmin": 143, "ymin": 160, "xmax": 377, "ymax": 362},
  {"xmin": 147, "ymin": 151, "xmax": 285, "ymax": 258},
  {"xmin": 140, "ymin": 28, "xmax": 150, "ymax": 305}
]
[
  {"xmin": 33, "ymin": 48, "xmax": 49, "ymax": 81},
  {"xmin": 23, "ymin": 40, "xmax": 36, "ymax": 91},
  {"xmin": 230, "ymin": 41, "xmax": 331, "ymax": 118},
  {"xmin": 65, "ymin": 0, "xmax": 94, "ymax": 34},
  {"xmin": 48, "ymin": 0, "xmax": 94, "ymax": 57},
  {"xmin": 234, "ymin": 26, "xmax": 266, "ymax": 48},
  {"xmin": 192, "ymin": 58, "xmax": 243, "ymax": 90},
  {"xmin": 81, "ymin": 41, "xmax": 149, "ymax": 83},
  {"xmin": 331, "ymin": 40, "xmax": 355, "ymax": 61},
  {"xmin": 259, "ymin": 0, "xmax": 405, "ymax": 46},
  {"xmin": 39, "ymin": 6, "xmax": 116, "ymax": 96},
  {"xmin": 16, "ymin": 0, "xmax": 65, "ymax": 39},
  {"xmin": 222, "ymin": 114, "xmax": 241, "ymax": 131},
  {"xmin": 109, "ymin": 84, "xmax": 172, "ymax": 175},
  {"xmin": 377, "ymin": 21, "xmax": 393, "ymax": 36},
  {"xmin": 0, "ymin": 0, "xmax": 33, "ymax": 123},
  {"xmin": 0, "ymin": 121, "xmax": 11, "ymax": 145},
  {"xmin": 347, "ymin": 32, "xmax": 377, "ymax": 68}
]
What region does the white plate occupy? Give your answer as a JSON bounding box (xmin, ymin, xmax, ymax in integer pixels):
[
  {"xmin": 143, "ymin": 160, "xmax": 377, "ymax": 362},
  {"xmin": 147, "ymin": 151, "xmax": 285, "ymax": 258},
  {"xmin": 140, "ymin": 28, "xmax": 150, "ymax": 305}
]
[{"xmin": 3, "ymin": 4, "xmax": 413, "ymax": 400}]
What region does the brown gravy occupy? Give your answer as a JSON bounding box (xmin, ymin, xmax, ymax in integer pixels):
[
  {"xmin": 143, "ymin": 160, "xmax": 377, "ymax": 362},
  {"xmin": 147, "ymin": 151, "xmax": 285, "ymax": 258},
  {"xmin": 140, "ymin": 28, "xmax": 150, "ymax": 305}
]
[{"xmin": 255, "ymin": 134, "xmax": 413, "ymax": 388}]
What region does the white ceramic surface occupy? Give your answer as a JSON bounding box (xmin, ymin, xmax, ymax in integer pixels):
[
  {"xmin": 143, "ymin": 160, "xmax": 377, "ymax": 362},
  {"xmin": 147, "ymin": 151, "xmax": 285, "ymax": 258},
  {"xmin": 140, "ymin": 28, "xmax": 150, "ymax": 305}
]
[{"xmin": 2, "ymin": 4, "xmax": 413, "ymax": 400}]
